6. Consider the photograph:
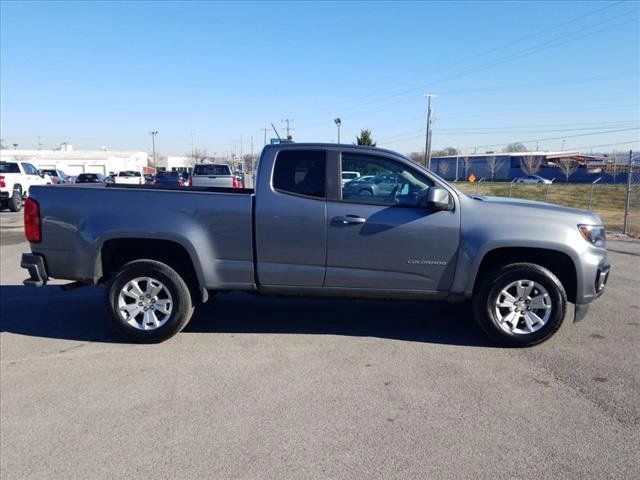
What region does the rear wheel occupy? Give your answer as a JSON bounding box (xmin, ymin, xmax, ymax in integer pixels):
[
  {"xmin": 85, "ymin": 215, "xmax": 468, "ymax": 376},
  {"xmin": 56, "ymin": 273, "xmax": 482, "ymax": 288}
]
[
  {"xmin": 105, "ymin": 260, "xmax": 195, "ymax": 343},
  {"xmin": 473, "ymin": 263, "xmax": 566, "ymax": 347},
  {"xmin": 8, "ymin": 187, "xmax": 22, "ymax": 212}
]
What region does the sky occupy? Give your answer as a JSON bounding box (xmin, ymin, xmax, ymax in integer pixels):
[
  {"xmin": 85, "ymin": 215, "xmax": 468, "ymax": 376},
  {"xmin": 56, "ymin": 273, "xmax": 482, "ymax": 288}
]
[{"xmin": 1, "ymin": 0, "xmax": 638, "ymax": 157}]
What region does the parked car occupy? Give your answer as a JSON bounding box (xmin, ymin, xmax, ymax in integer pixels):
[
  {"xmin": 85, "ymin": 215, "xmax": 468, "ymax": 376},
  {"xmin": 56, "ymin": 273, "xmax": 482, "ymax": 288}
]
[
  {"xmin": 342, "ymin": 173, "xmax": 403, "ymax": 199},
  {"xmin": 341, "ymin": 170, "xmax": 361, "ymax": 187},
  {"xmin": 114, "ymin": 170, "xmax": 143, "ymax": 185},
  {"xmin": 75, "ymin": 173, "xmax": 112, "ymax": 184},
  {"xmin": 154, "ymin": 171, "xmax": 184, "ymax": 187},
  {"xmin": 515, "ymin": 175, "xmax": 553, "ymax": 184},
  {"xmin": 21, "ymin": 143, "xmax": 609, "ymax": 347},
  {"xmin": 190, "ymin": 163, "xmax": 241, "ymax": 188},
  {"xmin": 0, "ymin": 160, "xmax": 50, "ymax": 211},
  {"xmin": 41, "ymin": 169, "xmax": 71, "ymax": 184}
]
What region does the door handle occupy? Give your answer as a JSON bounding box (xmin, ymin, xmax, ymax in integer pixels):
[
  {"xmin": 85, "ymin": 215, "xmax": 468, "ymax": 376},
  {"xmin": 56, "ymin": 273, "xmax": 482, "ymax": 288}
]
[{"xmin": 334, "ymin": 215, "xmax": 366, "ymax": 224}]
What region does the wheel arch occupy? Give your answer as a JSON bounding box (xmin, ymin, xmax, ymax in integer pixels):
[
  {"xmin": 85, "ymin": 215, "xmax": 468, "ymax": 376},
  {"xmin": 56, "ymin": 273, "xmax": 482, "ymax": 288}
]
[
  {"xmin": 98, "ymin": 237, "xmax": 209, "ymax": 302},
  {"xmin": 471, "ymin": 246, "xmax": 578, "ymax": 303}
]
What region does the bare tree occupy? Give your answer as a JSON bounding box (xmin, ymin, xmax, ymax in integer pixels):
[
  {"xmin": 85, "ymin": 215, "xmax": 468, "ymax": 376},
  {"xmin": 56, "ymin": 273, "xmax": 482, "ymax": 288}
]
[
  {"xmin": 503, "ymin": 142, "xmax": 528, "ymax": 153},
  {"xmin": 186, "ymin": 148, "xmax": 208, "ymax": 167},
  {"xmin": 462, "ymin": 156, "xmax": 472, "ymax": 178},
  {"xmin": 408, "ymin": 152, "xmax": 423, "ymax": 164},
  {"xmin": 485, "ymin": 156, "xmax": 504, "ymax": 181},
  {"xmin": 438, "ymin": 159, "xmax": 450, "ymax": 178},
  {"xmin": 432, "ymin": 146, "xmax": 459, "ymax": 157},
  {"xmin": 556, "ymin": 157, "xmax": 579, "ymax": 182},
  {"xmin": 520, "ymin": 155, "xmax": 542, "ymax": 176},
  {"xmin": 242, "ymin": 153, "xmax": 259, "ymax": 173}
]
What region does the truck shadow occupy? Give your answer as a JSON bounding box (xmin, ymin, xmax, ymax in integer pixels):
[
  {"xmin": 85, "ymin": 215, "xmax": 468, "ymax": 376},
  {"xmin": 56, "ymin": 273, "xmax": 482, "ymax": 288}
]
[{"xmin": 0, "ymin": 286, "xmax": 494, "ymax": 347}]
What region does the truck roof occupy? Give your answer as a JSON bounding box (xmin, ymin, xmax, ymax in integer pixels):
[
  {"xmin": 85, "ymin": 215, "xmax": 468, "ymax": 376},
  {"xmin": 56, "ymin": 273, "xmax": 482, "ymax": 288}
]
[{"xmin": 263, "ymin": 143, "xmax": 404, "ymax": 158}]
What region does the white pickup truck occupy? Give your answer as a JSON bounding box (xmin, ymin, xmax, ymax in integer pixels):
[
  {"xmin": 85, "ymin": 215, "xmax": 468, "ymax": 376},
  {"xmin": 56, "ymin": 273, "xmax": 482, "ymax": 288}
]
[
  {"xmin": 114, "ymin": 170, "xmax": 144, "ymax": 185},
  {"xmin": 189, "ymin": 163, "xmax": 241, "ymax": 188},
  {"xmin": 0, "ymin": 160, "xmax": 51, "ymax": 211}
]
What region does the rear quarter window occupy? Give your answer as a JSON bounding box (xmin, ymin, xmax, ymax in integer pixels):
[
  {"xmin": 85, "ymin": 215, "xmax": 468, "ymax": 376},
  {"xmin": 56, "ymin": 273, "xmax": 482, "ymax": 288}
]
[
  {"xmin": 273, "ymin": 150, "xmax": 326, "ymax": 198},
  {"xmin": 0, "ymin": 162, "xmax": 21, "ymax": 173}
]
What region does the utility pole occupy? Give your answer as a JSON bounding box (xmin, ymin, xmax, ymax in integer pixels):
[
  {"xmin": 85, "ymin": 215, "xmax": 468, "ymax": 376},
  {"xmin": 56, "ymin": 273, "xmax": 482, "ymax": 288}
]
[
  {"xmin": 623, "ymin": 150, "xmax": 633, "ymax": 235},
  {"xmin": 424, "ymin": 94, "xmax": 437, "ymax": 169},
  {"xmin": 261, "ymin": 127, "xmax": 269, "ymax": 146},
  {"xmin": 334, "ymin": 118, "xmax": 342, "ymax": 143},
  {"xmin": 190, "ymin": 130, "xmax": 195, "ymax": 159},
  {"xmin": 561, "ymin": 139, "xmax": 566, "ymax": 151},
  {"xmin": 282, "ymin": 119, "xmax": 294, "ymax": 141},
  {"xmin": 149, "ymin": 130, "xmax": 158, "ymax": 169},
  {"xmin": 38, "ymin": 136, "xmax": 42, "ymax": 150},
  {"xmin": 249, "ymin": 136, "xmax": 255, "ymax": 181}
]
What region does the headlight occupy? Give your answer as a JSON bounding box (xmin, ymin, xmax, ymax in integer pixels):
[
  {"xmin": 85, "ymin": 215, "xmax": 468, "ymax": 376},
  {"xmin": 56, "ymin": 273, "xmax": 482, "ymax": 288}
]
[{"xmin": 578, "ymin": 224, "xmax": 605, "ymax": 247}]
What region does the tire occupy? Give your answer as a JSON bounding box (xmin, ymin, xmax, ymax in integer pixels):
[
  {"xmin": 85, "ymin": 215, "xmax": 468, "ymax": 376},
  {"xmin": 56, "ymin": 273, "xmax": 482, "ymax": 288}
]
[
  {"xmin": 472, "ymin": 263, "xmax": 566, "ymax": 347},
  {"xmin": 8, "ymin": 187, "xmax": 22, "ymax": 212},
  {"xmin": 105, "ymin": 259, "xmax": 195, "ymax": 343}
]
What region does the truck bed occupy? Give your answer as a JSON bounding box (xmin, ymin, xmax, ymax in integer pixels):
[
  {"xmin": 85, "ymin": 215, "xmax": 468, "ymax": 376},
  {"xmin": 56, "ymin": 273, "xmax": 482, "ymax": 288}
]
[{"xmin": 29, "ymin": 184, "xmax": 256, "ymax": 290}]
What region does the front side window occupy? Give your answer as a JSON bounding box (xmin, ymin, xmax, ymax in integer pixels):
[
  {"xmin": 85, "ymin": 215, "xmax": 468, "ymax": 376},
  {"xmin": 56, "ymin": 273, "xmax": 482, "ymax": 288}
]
[
  {"xmin": 23, "ymin": 163, "xmax": 39, "ymax": 175},
  {"xmin": 341, "ymin": 153, "xmax": 433, "ymax": 207},
  {"xmin": 273, "ymin": 150, "xmax": 326, "ymax": 198}
]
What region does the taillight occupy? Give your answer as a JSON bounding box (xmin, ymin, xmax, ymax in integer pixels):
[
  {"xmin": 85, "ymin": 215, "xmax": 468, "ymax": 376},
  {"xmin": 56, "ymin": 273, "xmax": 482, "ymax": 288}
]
[
  {"xmin": 187, "ymin": 176, "xmax": 192, "ymax": 187},
  {"xmin": 0, "ymin": 176, "xmax": 5, "ymax": 188},
  {"xmin": 24, "ymin": 197, "xmax": 41, "ymax": 243},
  {"xmin": 232, "ymin": 177, "xmax": 240, "ymax": 188}
]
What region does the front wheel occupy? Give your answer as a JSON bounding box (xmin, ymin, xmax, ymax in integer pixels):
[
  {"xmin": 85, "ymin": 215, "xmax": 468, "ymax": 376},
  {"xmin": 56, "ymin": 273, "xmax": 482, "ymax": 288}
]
[
  {"xmin": 473, "ymin": 263, "xmax": 567, "ymax": 347},
  {"xmin": 105, "ymin": 260, "xmax": 195, "ymax": 343}
]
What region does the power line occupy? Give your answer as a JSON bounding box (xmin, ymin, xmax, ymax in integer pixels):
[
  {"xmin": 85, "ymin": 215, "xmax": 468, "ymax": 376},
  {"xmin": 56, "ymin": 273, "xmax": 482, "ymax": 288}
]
[
  {"xmin": 295, "ymin": 6, "xmax": 636, "ymax": 123},
  {"xmin": 458, "ymin": 127, "xmax": 640, "ymax": 151},
  {"xmin": 377, "ymin": 127, "xmax": 640, "ymax": 149},
  {"xmin": 295, "ymin": 1, "xmax": 627, "ymax": 121}
]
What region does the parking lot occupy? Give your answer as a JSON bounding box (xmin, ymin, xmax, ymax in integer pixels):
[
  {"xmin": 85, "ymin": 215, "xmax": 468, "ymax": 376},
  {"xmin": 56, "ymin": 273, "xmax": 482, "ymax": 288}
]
[{"xmin": 1, "ymin": 209, "xmax": 639, "ymax": 479}]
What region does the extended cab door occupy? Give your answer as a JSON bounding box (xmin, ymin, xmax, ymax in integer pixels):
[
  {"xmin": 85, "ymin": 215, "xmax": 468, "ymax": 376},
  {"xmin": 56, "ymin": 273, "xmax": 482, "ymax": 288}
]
[
  {"xmin": 254, "ymin": 148, "xmax": 327, "ymax": 287},
  {"xmin": 325, "ymin": 151, "xmax": 460, "ymax": 293}
]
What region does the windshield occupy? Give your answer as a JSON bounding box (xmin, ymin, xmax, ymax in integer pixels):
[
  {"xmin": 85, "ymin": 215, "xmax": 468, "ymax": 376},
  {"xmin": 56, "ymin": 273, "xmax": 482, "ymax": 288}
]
[
  {"xmin": 193, "ymin": 164, "xmax": 231, "ymax": 176},
  {"xmin": 118, "ymin": 171, "xmax": 141, "ymax": 177},
  {"xmin": 0, "ymin": 162, "xmax": 20, "ymax": 173}
]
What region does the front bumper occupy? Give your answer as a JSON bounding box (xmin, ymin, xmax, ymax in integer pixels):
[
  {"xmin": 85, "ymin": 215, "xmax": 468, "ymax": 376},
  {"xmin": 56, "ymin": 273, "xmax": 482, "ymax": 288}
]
[
  {"xmin": 574, "ymin": 260, "xmax": 610, "ymax": 322},
  {"xmin": 21, "ymin": 253, "xmax": 49, "ymax": 287},
  {"xmin": 0, "ymin": 191, "xmax": 10, "ymax": 200}
]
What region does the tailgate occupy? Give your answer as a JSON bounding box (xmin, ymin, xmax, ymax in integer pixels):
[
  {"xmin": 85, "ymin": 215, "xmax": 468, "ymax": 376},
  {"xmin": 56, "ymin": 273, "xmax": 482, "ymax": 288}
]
[{"xmin": 191, "ymin": 175, "xmax": 234, "ymax": 187}]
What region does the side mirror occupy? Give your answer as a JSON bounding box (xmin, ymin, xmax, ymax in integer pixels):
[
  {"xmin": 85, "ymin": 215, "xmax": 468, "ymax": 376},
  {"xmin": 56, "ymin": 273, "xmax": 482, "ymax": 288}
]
[
  {"xmin": 423, "ymin": 187, "xmax": 451, "ymax": 211},
  {"xmin": 38, "ymin": 170, "xmax": 45, "ymax": 178}
]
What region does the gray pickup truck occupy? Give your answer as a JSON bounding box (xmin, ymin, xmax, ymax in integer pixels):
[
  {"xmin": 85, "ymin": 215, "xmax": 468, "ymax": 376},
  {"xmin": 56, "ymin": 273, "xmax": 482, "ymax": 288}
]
[{"xmin": 21, "ymin": 143, "xmax": 610, "ymax": 346}]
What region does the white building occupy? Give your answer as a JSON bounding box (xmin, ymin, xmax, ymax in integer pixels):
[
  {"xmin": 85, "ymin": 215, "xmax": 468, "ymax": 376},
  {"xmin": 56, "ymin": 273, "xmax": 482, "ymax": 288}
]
[
  {"xmin": 165, "ymin": 156, "xmax": 192, "ymax": 172},
  {"xmin": 0, "ymin": 144, "xmax": 150, "ymax": 175}
]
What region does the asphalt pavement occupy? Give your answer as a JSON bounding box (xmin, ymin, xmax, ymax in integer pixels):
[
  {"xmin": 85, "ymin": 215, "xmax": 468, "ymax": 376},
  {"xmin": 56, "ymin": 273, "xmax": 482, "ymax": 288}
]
[{"xmin": 1, "ymin": 210, "xmax": 639, "ymax": 479}]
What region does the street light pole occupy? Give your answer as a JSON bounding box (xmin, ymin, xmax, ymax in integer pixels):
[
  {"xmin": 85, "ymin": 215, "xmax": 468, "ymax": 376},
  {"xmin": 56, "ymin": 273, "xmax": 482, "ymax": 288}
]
[
  {"xmin": 149, "ymin": 130, "xmax": 158, "ymax": 169},
  {"xmin": 334, "ymin": 118, "xmax": 341, "ymax": 144}
]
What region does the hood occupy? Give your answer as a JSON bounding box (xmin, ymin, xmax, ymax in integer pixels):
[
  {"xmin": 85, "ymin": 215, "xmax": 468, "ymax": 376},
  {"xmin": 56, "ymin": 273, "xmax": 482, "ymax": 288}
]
[{"xmin": 469, "ymin": 195, "xmax": 603, "ymax": 224}]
